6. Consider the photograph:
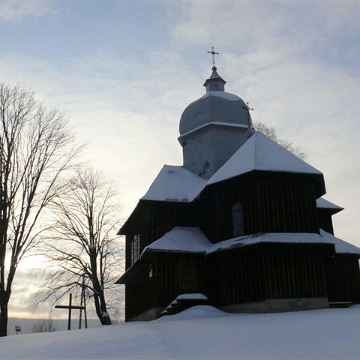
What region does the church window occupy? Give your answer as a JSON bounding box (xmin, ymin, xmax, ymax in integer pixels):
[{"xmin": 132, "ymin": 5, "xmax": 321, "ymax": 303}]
[
  {"xmin": 131, "ymin": 234, "xmax": 140, "ymax": 265},
  {"xmin": 232, "ymin": 203, "xmax": 244, "ymax": 237}
]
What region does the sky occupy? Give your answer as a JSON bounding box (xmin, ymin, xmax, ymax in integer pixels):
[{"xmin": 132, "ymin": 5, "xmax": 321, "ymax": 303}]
[
  {"xmin": 0, "ymin": 1, "xmax": 360, "ymax": 318},
  {"xmin": 3, "ymin": 305, "xmax": 360, "ymax": 358}
]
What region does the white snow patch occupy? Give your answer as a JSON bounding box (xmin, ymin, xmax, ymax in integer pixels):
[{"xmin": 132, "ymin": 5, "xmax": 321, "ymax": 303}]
[
  {"xmin": 200, "ymin": 91, "xmax": 244, "ymax": 102},
  {"xmin": 141, "ymin": 165, "xmax": 206, "ymax": 202},
  {"xmin": 3, "ymin": 305, "xmax": 360, "ymax": 359}
]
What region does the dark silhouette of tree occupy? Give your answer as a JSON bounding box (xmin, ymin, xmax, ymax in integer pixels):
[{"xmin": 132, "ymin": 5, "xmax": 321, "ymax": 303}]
[
  {"xmin": 0, "ymin": 83, "xmax": 81, "ymax": 336},
  {"xmin": 40, "ymin": 168, "xmax": 122, "ymax": 326}
]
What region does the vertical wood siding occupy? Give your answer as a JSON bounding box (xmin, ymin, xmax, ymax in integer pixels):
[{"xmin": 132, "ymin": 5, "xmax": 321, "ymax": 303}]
[
  {"xmin": 326, "ymin": 256, "xmax": 360, "ymax": 303},
  {"xmin": 206, "ymin": 244, "xmax": 329, "ymax": 306},
  {"xmin": 125, "ymin": 254, "xmax": 204, "ymax": 320},
  {"xmin": 201, "ymin": 173, "xmax": 320, "ymax": 243}
]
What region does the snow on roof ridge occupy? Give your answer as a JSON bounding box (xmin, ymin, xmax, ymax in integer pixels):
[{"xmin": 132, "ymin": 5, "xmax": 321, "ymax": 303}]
[{"xmin": 208, "ymin": 132, "xmax": 322, "ymax": 185}]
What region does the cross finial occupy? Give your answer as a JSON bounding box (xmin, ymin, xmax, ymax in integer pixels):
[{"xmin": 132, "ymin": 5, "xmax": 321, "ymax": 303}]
[
  {"xmin": 243, "ymin": 102, "xmax": 254, "ymax": 112},
  {"xmin": 207, "ymin": 46, "xmax": 219, "ymax": 67},
  {"xmin": 243, "ymin": 102, "xmax": 254, "ymax": 127}
]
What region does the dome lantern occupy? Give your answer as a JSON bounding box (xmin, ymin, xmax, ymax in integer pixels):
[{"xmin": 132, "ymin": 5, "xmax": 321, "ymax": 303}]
[{"xmin": 203, "ymin": 66, "xmax": 226, "ymax": 92}]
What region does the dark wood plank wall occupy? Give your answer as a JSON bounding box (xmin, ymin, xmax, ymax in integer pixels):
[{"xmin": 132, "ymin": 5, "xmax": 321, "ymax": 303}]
[
  {"xmin": 206, "ymin": 244, "xmax": 330, "ymax": 306},
  {"xmin": 125, "ymin": 254, "xmax": 205, "ymax": 320},
  {"xmin": 145, "ymin": 202, "xmax": 198, "ymax": 244},
  {"xmin": 136, "ymin": 202, "xmax": 197, "ymax": 258},
  {"xmin": 206, "ymin": 246, "xmax": 265, "ymax": 305},
  {"xmin": 318, "ymin": 210, "xmax": 334, "ymax": 234},
  {"xmin": 325, "ymin": 256, "xmax": 360, "ymax": 303},
  {"xmin": 201, "ymin": 174, "xmax": 320, "ymax": 243},
  {"xmin": 155, "ymin": 255, "xmax": 205, "ymax": 305},
  {"xmin": 262, "ymin": 244, "xmax": 328, "ymax": 298},
  {"xmin": 124, "ymin": 202, "xmax": 197, "ymax": 270},
  {"xmin": 125, "ymin": 267, "xmax": 150, "ymax": 320}
]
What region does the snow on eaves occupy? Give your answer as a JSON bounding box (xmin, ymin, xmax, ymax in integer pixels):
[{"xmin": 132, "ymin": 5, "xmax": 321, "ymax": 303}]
[
  {"xmin": 319, "ymin": 229, "xmax": 360, "ymax": 255},
  {"xmin": 316, "ymin": 197, "xmax": 343, "ymax": 212},
  {"xmin": 141, "ymin": 226, "xmax": 360, "ymax": 256},
  {"xmin": 179, "ymin": 121, "xmax": 248, "ymax": 139},
  {"xmin": 141, "ymin": 165, "xmax": 207, "ymax": 202},
  {"xmin": 208, "ymin": 132, "xmax": 322, "ymax": 186}
]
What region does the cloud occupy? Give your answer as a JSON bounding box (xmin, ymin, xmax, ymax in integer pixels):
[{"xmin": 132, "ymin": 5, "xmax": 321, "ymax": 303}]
[{"xmin": 0, "ymin": 2, "xmax": 53, "ymax": 22}]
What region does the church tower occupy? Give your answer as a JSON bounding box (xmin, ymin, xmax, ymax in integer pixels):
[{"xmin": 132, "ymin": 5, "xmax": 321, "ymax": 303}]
[{"xmin": 178, "ymin": 48, "xmax": 252, "ymax": 179}]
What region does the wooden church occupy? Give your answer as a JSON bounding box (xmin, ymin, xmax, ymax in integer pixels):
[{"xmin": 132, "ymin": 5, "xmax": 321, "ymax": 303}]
[{"xmin": 117, "ymin": 53, "xmax": 360, "ymax": 321}]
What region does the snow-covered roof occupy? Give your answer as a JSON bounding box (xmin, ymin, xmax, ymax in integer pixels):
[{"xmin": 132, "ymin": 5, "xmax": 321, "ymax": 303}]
[
  {"xmin": 208, "ymin": 132, "xmax": 323, "ymax": 186},
  {"xmin": 141, "ymin": 165, "xmax": 207, "ymax": 202},
  {"xmin": 179, "ymin": 89, "xmax": 248, "ymax": 136},
  {"xmin": 141, "ymin": 226, "xmax": 360, "ymax": 257},
  {"xmin": 209, "ymin": 230, "xmax": 360, "ymax": 256},
  {"xmin": 141, "ymin": 227, "xmax": 211, "ymax": 257},
  {"xmin": 139, "ymin": 133, "xmax": 325, "ymax": 204},
  {"xmin": 319, "ymin": 230, "xmax": 360, "ymax": 255},
  {"xmin": 199, "ymin": 91, "xmax": 243, "ymax": 102},
  {"xmin": 317, "ymin": 197, "xmax": 343, "ymax": 213}
]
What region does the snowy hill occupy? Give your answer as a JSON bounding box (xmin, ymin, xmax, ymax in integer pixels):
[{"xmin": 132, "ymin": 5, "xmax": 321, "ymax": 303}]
[{"xmin": 2, "ymin": 305, "xmax": 360, "ymax": 359}]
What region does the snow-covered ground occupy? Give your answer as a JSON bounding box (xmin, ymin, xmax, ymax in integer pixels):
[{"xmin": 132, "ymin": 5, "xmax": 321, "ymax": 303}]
[{"xmin": 2, "ymin": 305, "xmax": 360, "ymax": 359}]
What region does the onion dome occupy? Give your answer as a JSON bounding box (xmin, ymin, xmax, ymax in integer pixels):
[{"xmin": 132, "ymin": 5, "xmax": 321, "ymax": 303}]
[{"xmin": 179, "ymin": 67, "xmax": 251, "ymax": 136}]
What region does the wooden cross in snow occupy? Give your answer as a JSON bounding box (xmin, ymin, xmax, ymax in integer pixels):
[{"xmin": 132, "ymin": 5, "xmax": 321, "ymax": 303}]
[{"xmin": 55, "ymin": 293, "xmax": 85, "ymax": 330}]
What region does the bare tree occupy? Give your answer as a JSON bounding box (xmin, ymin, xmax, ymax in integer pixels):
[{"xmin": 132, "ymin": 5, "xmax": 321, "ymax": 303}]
[
  {"xmin": 41, "ymin": 168, "xmax": 122, "ymax": 326},
  {"xmin": 0, "ymin": 83, "xmax": 81, "ymax": 336},
  {"xmin": 32, "ymin": 313, "xmax": 56, "ymax": 333},
  {"xmin": 254, "ymin": 122, "xmax": 306, "ymax": 159}
]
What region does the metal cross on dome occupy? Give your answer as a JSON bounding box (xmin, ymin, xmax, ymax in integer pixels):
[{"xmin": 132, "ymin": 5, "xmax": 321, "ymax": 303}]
[
  {"xmin": 243, "ymin": 102, "xmax": 254, "ymax": 127},
  {"xmin": 207, "ymin": 46, "xmax": 219, "ymax": 67},
  {"xmin": 243, "ymin": 102, "xmax": 254, "ymax": 112}
]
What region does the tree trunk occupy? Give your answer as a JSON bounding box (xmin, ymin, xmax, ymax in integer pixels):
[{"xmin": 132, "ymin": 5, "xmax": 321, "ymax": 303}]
[
  {"xmin": 0, "ymin": 282, "xmax": 10, "ymax": 337},
  {"xmin": 0, "ymin": 302, "xmax": 8, "ymax": 337},
  {"xmin": 94, "ymin": 291, "xmax": 112, "ymax": 325}
]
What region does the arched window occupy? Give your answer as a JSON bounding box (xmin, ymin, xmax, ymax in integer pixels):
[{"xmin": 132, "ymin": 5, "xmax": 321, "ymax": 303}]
[{"xmin": 232, "ymin": 203, "xmax": 244, "ymax": 237}]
